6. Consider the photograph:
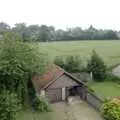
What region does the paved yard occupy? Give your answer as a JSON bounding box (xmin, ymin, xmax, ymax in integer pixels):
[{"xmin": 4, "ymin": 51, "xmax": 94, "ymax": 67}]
[{"xmin": 52, "ymin": 97, "xmax": 103, "ymax": 120}]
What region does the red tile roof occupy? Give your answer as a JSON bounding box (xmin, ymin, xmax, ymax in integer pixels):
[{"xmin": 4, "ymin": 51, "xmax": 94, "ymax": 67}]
[{"xmin": 32, "ymin": 64, "xmax": 64, "ymax": 90}]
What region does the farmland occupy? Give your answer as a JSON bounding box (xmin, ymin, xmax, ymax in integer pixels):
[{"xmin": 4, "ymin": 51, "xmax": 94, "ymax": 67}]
[{"xmin": 36, "ymin": 40, "xmax": 120, "ymax": 67}]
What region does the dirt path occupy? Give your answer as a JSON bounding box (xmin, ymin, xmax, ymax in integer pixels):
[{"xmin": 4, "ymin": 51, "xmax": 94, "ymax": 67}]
[
  {"xmin": 112, "ymin": 65, "xmax": 120, "ymax": 77},
  {"xmin": 52, "ymin": 97, "xmax": 103, "ymax": 120}
]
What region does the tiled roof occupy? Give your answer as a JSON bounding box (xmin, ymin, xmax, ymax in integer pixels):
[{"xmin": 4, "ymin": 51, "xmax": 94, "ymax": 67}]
[{"xmin": 32, "ymin": 64, "xmax": 64, "ymax": 90}]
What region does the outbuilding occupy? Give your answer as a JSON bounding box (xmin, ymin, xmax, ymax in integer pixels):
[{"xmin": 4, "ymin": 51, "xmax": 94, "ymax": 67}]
[{"xmin": 32, "ymin": 65, "xmax": 86, "ymax": 103}]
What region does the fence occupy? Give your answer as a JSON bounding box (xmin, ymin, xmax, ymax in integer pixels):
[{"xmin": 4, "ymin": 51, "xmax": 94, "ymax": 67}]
[
  {"xmin": 79, "ymin": 86, "xmax": 103, "ymax": 111},
  {"xmin": 85, "ymin": 90, "xmax": 103, "ymax": 111}
]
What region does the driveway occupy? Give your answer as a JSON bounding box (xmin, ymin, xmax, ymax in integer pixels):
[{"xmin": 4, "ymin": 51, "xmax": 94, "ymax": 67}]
[{"xmin": 52, "ymin": 96, "xmax": 103, "ymax": 120}]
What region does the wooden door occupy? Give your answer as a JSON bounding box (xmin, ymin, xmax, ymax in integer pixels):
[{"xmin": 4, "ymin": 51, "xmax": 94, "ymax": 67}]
[{"xmin": 46, "ymin": 88, "xmax": 62, "ymax": 103}]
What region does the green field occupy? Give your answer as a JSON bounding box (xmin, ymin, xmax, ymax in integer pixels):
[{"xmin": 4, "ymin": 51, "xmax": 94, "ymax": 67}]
[
  {"xmin": 36, "ymin": 40, "xmax": 120, "ymax": 67},
  {"xmin": 89, "ymin": 81, "xmax": 120, "ymax": 98}
]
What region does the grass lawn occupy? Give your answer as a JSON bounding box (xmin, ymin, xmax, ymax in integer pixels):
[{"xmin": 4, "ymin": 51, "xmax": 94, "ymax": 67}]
[
  {"xmin": 35, "ymin": 40, "xmax": 120, "ymax": 67},
  {"xmin": 17, "ymin": 109, "xmax": 57, "ymax": 120},
  {"xmin": 89, "ymin": 81, "xmax": 120, "ymax": 99}
]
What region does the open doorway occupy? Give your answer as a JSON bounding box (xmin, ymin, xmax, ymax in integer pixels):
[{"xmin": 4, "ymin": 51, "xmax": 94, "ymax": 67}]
[{"xmin": 69, "ymin": 86, "xmax": 79, "ymax": 96}]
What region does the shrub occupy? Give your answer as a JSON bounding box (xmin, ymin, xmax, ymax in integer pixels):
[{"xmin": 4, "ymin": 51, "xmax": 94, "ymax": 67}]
[
  {"xmin": 54, "ymin": 56, "xmax": 65, "ymax": 69},
  {"xmin": 0, "ymin": 90, "xmax": 21, "ymax": 120},
  {"xmin": 87, "ymin": 50, "xmax": 107, "ymax": 81},
  {"xmin": 65, "ymin": 56, "xmax": 84, "ymax": 73},
  {"xmin": 54, "ymin": 55, "xmax": 84, "ymax": 73},
  {"xmin": 33, "ymin": 94, "xmax": 52, "ymax": 112},
  {"xmin": 101, "ymin": 98, "xmax": 120, "ymax": 120}
]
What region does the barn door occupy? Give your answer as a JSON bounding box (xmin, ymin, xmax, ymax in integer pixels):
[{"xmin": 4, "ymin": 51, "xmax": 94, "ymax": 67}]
[{"xmin": 46, "ymin": 88, "xmax": 62, "ymax": 103}]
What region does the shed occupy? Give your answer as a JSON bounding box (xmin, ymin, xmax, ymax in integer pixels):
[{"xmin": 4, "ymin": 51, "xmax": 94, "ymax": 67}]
[{"xmin": 32, "ymin": 65, "xmax": 86, "ymax": 103}]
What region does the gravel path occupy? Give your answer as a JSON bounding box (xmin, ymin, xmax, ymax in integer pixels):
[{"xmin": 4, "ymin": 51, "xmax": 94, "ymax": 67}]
[{"xmin": 52, "ymin": 97, "xmax": 103, "ymax": 120}]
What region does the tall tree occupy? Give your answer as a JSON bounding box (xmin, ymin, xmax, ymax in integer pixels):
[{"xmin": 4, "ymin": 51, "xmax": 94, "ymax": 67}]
[
  {"xmin": 0, "ymin": 22, "xmax": 10, "ymax": 31},
  {"xmin": 87, "ymin": 50, "xmax": 107, "ymax": 81},
  {"xmin": 38, "ymin": 25, "xmax": 50, "ymax": 42},
  {"xmin": 26, "ymin": 25, "xmax": 40, "ymax": 41},
  {"xmin": 12, "ymin": 23, "xmax": 28, "ymax": 41},
  {"xmin": 48, "ymin": 26, "xmax": 56, "ymax": 41},
  {"xmin": 0, "ymin": 32, "xmax": 49, "ymax": 103},
  {"xmin": 0, "ymin": 22, "xmax": 10, "ymax": 37}
]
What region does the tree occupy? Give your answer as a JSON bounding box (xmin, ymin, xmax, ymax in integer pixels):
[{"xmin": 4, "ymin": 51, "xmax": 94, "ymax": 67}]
[
  {"xmin": 70, "ymin": 27, "xmax": 83, "ymax": 40},
  {"xmin": 0, "ymin": 22, "xmax": 10, "ymax": 33},
  {"xmin": 87, "ymin": 50, "xmax": 107, "ymax": 81},
  {"xmin": 38, "ymin": 25, "xmax": 50, "ymax": 42},
  {"xmin": 26, "ymin": 25, "xmax": 41, "ymax": 41},
  {"xmin": 0, "ymin": 90, "xmax": 21, "ymax": 120},
  {"xmin": 48, "ymin": 26, "xmax": 56, "ymax": 41},
  {"xmin": 12, "ymin": 23, "xmax": 29, "ymax": 41},
  {"xmin": 0, "ymin": 32, "xmax": 49, "ymax": 103},
  {"xmin": 0, "ymin": 21, "xmax": 119, "ymax": 41},
  {"xmin": 65, "ymin": 56, "xmax": 84, "ymax": 73},
  {"xmin": 55, "ymin": 29, "xmax": 66, "ymax": 41}
]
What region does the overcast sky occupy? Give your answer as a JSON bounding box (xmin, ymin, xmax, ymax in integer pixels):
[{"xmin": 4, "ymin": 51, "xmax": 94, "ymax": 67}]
[{"xmin": 0, "ymin": 0, "xmax": 120, "ymax": 30}]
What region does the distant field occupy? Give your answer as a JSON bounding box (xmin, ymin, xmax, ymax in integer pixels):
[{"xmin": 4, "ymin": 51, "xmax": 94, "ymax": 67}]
[{"xmin": 35, "ymin": 40, "xmax": 120, "ymax": 67}]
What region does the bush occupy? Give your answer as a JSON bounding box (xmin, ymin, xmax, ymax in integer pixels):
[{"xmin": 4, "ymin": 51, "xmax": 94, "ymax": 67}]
[
  {"xmin": 54, "ymin": 55, "xmax": 84, "ymax": 73},
  {"xmin": 87, "ymin": 50, "xmax": 107, "ymax": 81},
  {"xmin": 0, "ymin": 90, "xmax": 21, "ymax": 120},
  {"xmin": 101, "ymin": 98, "xmax": 120, "ymax": 120},
  {"xmin": 33, "ymin": 94, "xmax": 52, "ymax": 112},
  {"xmin": 54, "ymin": 56, "xmax": 65, "ymax": 69},
  {"xmin": 65, "ymin": 56, "xmax": 84, "ymax": 73}
]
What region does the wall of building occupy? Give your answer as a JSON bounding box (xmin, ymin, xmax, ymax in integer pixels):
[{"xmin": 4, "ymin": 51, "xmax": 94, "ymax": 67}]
[
  {"xmin": 46, "ymin": 73, "xmax": 82, "ymax": 102},
  {"xmin": 48, "ymin": 74, "xmax": 79, "ymax": 89}
]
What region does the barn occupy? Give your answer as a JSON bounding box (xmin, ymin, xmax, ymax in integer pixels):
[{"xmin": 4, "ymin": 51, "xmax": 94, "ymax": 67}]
[{"xmin": 32, "ymin": 65, "xmax": 86, "ymax": 103}]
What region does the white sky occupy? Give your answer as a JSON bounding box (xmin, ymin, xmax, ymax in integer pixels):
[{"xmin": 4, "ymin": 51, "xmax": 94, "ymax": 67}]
[{"xmin": 0, "ymin": 0, "xmax": 120, "ymax": 30}]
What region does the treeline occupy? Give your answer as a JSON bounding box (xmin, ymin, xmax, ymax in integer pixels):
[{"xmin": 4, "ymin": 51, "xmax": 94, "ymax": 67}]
[{"xmin": 0, "ymin": 22, "xmax": 119, "ymax": 42}]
